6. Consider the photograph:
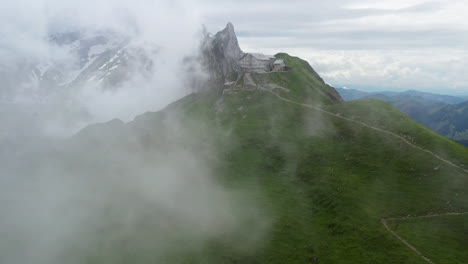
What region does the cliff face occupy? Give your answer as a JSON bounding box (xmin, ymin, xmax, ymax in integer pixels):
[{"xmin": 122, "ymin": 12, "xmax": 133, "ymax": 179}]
[
  {"xmin": 201, "ymin": 22, "xmax": 244, "ymax": 81},
  {"xmin": 215, "ymin": 22, "xmax": 245, "ymax": 70}
]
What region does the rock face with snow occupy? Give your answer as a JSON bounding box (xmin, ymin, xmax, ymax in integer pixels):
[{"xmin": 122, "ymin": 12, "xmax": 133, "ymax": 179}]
[
  {"xmin": 0, "ymin": 31, "xmax": 157, "ymax": 102},
  {"xmin": 40, "ymin": 32, "xmax": 155, "ymax": 91},
  {"xmin": 0, "ymin": 30, "xmax": 161, "ymax": 141}
]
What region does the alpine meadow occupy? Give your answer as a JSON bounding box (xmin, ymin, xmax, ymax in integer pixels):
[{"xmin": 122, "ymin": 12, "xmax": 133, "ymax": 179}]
[{"xmin": 1, "ymin": 1, "xmax": 467, "ymax": 264}]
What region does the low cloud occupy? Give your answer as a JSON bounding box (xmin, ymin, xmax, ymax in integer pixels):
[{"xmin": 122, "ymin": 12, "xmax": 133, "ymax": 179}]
[
  {"xmin": 0, "ymin": 1, "xmax": 269, "ymax": 263},
  {"xmin": 0, "ymin": 0, "xmax": 206, "ymax": 139},
  {"xmin": 305, "ymin": 49, "xmax": 468, "ymax": 94}
]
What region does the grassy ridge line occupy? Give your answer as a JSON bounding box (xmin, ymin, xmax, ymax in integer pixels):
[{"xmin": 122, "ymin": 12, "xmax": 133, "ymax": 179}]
[
  {"xmin": 265, "ymin": 87, "xmax": 468, "ymax": 264},
  {"xmin": 263, "ymin": 88, "xmax": 468, "ymax": 175}
]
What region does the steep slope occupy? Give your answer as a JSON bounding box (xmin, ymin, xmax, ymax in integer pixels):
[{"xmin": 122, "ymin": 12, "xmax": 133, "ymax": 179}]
[
  {"xmin": 385, "ymin": 213, "xmax": 468, "ymax": 264},
  {"xmin": 336, "ymin": 88, "xmax": 468, "ymax": 146},
  {"xmin": 9, "ymin": 54, "xmax": 467, "ymax": 264},
  {"xmin": 336, "ymin": 87, "xmax": 374, "ymax": 101},
  {"xmin": 429, "ymin": 101, "xmax": 468, "ymax": 146},
  {"xmin": 223, "ymin": 53, "xmax": 343, "ymax": 104},
  {"xmin": 361, "ymin": 93, "xmax": 446, "ymax": 124}
]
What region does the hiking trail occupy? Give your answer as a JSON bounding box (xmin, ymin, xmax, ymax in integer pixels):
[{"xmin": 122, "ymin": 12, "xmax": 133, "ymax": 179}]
[
  {"xmin": 258, "ymin": 87, "xmax": 468, "ymax": 264},
  {"xmin": 381, "ymin": 212, "xmax": 468, "ymax": 264},
  {"xmin": 263, "ymin": 89, "xmax": 468, "ymax": 175}
]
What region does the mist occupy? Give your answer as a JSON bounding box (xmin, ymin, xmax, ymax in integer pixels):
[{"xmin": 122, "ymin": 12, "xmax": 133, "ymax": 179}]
[
  {"xmin": 0, "ymin": 1, "xmax": 269, "ymax": 263},
  {"xmin": 0, "ymin": 0, "xmax": 206, "ymax": 139},
  {"xmin": 0, "ymin": 111, "xmax": 269, "ymax": 263}
]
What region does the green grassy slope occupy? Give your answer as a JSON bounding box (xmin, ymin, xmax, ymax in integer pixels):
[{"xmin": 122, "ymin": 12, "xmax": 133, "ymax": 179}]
[
  {"xmin": 261, "ymin": 53, "xmax": 343, "ymax": 105},
  {"xmin": 55, "ymin": 54, "xmax": 468, "ymax": 263},
  {"xmin": 208, "ymin": 90, "xmax": 468, "ymax": 263},
  {"xmin": 336, "ymin": 88, "xmax": 468, "ymax": 147},
  {"xmin": 325, "ymin": 99, "xmax": 468, "ymax": 168},
  {"xmin": 430, "ymin": 101, "xmax": 468, "ymax": 143},
  {"xmin": 387, "ymin": 215, "xmax": 468, "ymax": 264}
]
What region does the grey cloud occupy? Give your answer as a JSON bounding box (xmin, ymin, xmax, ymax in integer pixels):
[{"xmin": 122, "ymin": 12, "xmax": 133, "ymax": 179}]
[
  {"xmin": 346, "ymin": 1, "xmax": 443, "ymax": 15},
  {"xmin": 202, "ymin": 0, "xmax": 468, "ymax": 51},
  {"xmin": 236, "ymin": 28, "xmax": 468, "ymax": 51},
  {"xmin": 199, "ymin": 0, "xmax": 468, "ymax": 92}
]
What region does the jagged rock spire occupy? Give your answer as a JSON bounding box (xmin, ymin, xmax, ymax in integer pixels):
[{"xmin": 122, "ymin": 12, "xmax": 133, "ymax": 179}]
[
  {"xmin": 201, "ymin": 22, "xmax": 244, "ymax": 80},
  {"xmin": 225, "ymin": 22, "xmax": 235, "ymax": 34},
  {"xmin": 215, "ymin": 22, "xmax": 244, "ymax": 63}
]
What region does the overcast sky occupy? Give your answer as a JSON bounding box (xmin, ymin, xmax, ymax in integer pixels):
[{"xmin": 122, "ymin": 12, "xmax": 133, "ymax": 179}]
[
  {"xmin": 200, "ymin": 0, "xmax": 468, "ymax": 95},
  {"xmin": 1, "ymin": 0, "xmax": 467, "ymax": 95}
]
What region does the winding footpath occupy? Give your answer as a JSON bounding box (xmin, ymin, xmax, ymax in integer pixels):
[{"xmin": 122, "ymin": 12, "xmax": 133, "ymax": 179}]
[
  {"xmin": 264, "ymin": 89, "xmax": 468, "ymax": 175},
  {"xmin": 381, "ymin": 217, "xmax": 436, "ymax": 264},
  {"xmin": 260, "ymin": 88, "xmax": 468, "ymax": 264},
  {"xmin": 381, "ymin": 212, "xmax": 468, "ymax": 264}
]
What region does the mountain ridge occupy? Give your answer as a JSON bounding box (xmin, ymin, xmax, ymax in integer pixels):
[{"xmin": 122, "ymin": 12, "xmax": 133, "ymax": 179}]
[
  {"xmin": 337, "ymin": 88, "xmax": 466, "ymax": 105},
  {"xmin": 3, "ymin": 23, "xmax": 468, "ymax": 264},
  {"xmin": 337, "ymin": 87, "xmax": 468, "ymax": 146},
  {"xmin": 69, "ymin": 65, "xmax": 468, "ymax": 263}
]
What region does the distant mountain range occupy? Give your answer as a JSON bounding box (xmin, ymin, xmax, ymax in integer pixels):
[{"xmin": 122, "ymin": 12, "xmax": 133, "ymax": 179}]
[
  {"xmin": 0, "ymin": 30, "xmax": 179, "ymax": 140},
  {"xmin": 5, "ymin": 31, "xmax": 156, "ymax": 96},
  {"xmin": 336, "ymin": 88, "xmax": 468, "ymax": 146}
]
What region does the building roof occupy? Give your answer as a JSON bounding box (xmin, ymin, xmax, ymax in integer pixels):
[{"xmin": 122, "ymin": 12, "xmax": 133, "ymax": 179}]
[
  {"xmin": 241, "ymin": 53, "xmax": 276, "ymax": 61},
  {"xmin": 273, "ymin": 59, "xmax": 285, "ymax": 65}
]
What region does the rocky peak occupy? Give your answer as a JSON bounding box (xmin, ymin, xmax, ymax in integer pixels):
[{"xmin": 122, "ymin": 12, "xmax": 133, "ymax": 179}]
[
  {"xmin": 226, "ymin": 22, "xmax": 235, "ymax": 33},
  {"xmin": 201, "ymin": 22, "xmax": 244, "ymax": 80},
  {"xmin": 215, "ymin": 22, "xmax": 244, "ymax": 63}
]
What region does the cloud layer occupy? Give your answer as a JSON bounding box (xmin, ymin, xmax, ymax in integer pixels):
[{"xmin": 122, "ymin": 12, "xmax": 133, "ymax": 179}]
[
  {"xmin": 0, "ymin": 2, "xmax": 268, "ymax": 263},
  {"xmin": 0, "ymin": 0, "xmax": 207, "ymax": 138}
]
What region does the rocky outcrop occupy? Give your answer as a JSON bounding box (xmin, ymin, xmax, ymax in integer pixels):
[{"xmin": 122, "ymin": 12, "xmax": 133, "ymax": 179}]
[
  {"xmin": 201, "ymin": 22, "xmax": 244, "ymax": 81},
  {"xmin": 215, "ymin": 22, "xmax": 244, "ymax": 71}
]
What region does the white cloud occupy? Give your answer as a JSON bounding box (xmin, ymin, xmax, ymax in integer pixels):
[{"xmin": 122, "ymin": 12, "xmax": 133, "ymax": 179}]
[
  {"xmin": 0, "ymin": 0, "xmax": 208, "ymax": 138},
  {"xmin": 304, "ymin": 49, "xmax": 468, "ymax": 94},
  {"xmin": 326, "ymin": 1, "xmax": 468, "ymax": 32}
]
